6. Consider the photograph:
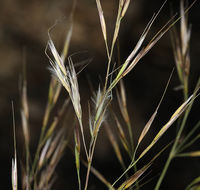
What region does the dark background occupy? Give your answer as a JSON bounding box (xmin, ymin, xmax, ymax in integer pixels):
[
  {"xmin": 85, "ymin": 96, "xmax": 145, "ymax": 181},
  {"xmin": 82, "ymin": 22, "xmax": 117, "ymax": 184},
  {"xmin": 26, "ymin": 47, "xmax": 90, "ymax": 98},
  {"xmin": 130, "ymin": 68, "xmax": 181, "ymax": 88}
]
[{"xmin": 0, "ymin": 0, "xmax": 200, "ymax": 189}]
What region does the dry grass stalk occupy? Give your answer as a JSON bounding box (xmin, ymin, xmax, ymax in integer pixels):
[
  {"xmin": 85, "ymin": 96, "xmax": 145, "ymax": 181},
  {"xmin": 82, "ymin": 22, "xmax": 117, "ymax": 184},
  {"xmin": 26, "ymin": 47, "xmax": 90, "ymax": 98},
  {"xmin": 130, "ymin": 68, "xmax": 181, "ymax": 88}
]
[{"xmin": 12, "ymin": 102, "xmax": 18, "ymax": 190}]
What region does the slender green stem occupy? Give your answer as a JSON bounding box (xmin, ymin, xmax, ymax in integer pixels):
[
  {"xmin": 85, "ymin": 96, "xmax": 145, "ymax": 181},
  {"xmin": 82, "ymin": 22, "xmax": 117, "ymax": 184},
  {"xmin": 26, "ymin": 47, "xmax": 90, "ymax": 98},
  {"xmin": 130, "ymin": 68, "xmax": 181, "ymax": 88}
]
[
  {"xmin": 84, "ymin": 135, "xmax": 98, "ymax": 190},
  {"xmin": 155, "ymin": 102, "xmax": 191, "ymax": 190},
  {"xmin": 176, "ymin": 120, "xmax": 200, "ymax": 152},
  {"xmin": 104, "ymin": 3, "xmax": 123, "ymax": 91},
  {"xmin": 154, "ymin": 151, "xmax": 174, "ymax": 190}
]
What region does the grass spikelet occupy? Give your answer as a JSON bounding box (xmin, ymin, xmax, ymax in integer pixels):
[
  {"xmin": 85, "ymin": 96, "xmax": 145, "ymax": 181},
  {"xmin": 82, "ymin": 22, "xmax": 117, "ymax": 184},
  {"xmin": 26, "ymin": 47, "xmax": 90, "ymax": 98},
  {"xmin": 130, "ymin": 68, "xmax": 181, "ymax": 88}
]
[
  {"xmin": 108, "ymin": 1, "xmax": 174, "ymax": 91},
  {"xmin": 92, "ymin": 88, "xmax": 111, "ymax": 136},
  {"xmin": 20, "ymin": 53, "xmax": 30, "ymax": 189},
  {"xmin": 137, "ymin": 70, "xmax": 173, "ymax": 147},
  {"xmin": 138, "ymin": 94, "xmax": 194, "ymax": 160},
  {"xmin": 121, "ymin": 0, "xmax": 130, "ymax": 18},
  {"xmin": 171, "ymin": 0, "xmax": 192, "ymax": 99},
  {"xmin": 47, "ymin": 38, "xmax": 88, "ymax": 158},
  {"xmin": 117, "ymin": 163, "xmax": 151, "ymax": 190},
  {"xmin": 96, "ymin": 0, "xmax": 107, "ymax": 43}
]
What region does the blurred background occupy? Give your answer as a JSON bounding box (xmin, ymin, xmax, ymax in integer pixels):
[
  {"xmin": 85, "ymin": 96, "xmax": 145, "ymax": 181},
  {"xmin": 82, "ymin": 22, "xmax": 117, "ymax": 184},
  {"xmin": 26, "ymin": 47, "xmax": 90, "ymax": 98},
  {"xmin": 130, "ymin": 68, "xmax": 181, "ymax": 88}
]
[{"xmin": 0, "ymin": 0, "xmax": 200, "ymax": 189}]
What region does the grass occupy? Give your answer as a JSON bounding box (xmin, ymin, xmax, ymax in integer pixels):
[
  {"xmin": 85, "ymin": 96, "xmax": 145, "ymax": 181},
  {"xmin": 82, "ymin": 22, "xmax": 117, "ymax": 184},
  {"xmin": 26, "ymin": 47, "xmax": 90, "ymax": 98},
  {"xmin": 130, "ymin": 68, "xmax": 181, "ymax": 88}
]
[{"xmin": 11, "ymin": 0, "xmax": 200, "ymax": 190}]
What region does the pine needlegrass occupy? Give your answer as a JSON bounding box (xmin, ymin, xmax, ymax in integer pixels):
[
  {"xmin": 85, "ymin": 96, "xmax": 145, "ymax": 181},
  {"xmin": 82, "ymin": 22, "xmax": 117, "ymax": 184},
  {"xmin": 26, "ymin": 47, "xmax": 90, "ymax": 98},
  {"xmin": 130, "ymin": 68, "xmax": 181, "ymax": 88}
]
[{"xmin": 11, "ymin": 0, "xmax": 199, "ymax": 190}]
